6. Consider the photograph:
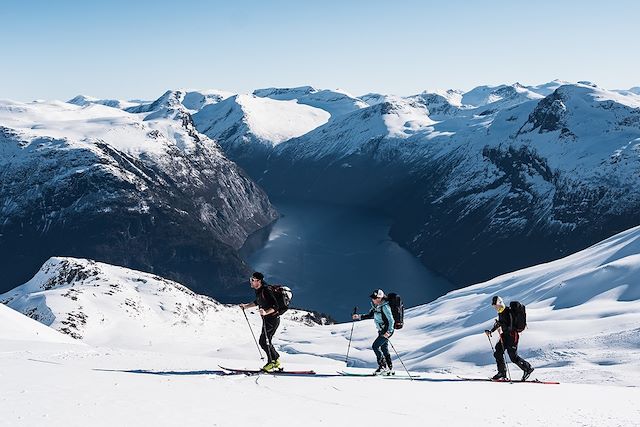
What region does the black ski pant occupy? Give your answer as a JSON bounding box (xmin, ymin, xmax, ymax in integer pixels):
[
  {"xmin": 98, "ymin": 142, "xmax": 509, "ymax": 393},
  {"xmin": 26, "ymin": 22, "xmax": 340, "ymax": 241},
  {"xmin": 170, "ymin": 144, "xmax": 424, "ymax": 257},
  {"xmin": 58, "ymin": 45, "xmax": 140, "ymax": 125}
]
[
  {"xmin": 259, "ymin": 315, "xmax": 280, "ymax": 363},
  {"xmin": 372, "ymin": 334, "xmax": 392, "ymax": 367},
  {"xmin": 494, "ymin": 331, "xmax": 531, "ymax": 373}
]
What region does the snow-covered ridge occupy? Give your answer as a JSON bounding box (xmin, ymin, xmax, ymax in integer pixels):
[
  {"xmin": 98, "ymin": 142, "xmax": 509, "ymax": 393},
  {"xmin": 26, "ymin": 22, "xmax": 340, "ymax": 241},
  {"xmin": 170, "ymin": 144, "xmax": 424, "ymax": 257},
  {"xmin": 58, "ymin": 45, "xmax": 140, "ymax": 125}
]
[
  {"xmin": 1, "ymin": 257, "xmax": 328, "ymax": 352},
  {"xmin": 67, "ymin": 94, "xmax": 141, "ymax": 110},
  {"xmin": 253, "ymin": 86, "xmax": 368, "ymax": 118},
  {"xmin": 273, "ymin": 97, "xmax": 437, "ymax": 161},
  {"xmin": 193, "ymin": 93, "xmax": 331, "ymax": 149},
  {"xmin": 0, "ymin": 97, "xmax": 204, "ymax": 156},
  {"xmin": 124, "ymin": 89, "xmax": 233, "ymax": 114}
]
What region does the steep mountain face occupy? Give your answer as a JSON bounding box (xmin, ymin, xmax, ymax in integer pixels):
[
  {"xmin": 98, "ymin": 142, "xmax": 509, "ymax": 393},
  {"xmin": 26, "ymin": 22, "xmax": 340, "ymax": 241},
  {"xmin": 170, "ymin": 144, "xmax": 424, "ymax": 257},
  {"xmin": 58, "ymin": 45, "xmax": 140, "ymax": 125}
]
[
  {"xmin": 255, "ymin": 83, "xmax": 640, "ymax": 286},
  {"xmin": 0, "ymin": 96, "xmax": 277, "ymax": 298},
  {"xmin": 254, "ymin": 98, "xmax": 436, "ymax": 204},
  {"xmin": 0, "ymin": 257, "xmax": 330, "ymax": 348}
]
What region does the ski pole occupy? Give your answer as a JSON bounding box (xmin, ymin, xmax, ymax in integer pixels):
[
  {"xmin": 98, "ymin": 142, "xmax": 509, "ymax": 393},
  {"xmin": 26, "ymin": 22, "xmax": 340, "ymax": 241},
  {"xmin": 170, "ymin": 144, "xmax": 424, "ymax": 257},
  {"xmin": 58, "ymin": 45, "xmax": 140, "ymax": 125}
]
[
  {"xmin": 345, "ymin": 306, "xmax": 358, "ymax": 366},
  {"xmin": 389, "ymin": 340, "xmax": 413, "ymax": 381},
  {"xmin": 242, "ymin": 307, "xmax": 264, "ymax": 360},
  {"xmin": 486, "ymin": 333, "xmax": 494, "ymax": 352}
]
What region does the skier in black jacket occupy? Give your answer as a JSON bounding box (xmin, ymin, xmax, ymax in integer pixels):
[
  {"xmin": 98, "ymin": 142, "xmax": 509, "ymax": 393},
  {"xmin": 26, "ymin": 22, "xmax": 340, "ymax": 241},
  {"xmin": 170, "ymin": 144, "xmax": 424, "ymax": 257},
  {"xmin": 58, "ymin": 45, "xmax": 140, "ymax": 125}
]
[
  {"xmin": 239, "ymin": 272, "xmax": 282, "ymax": 372},
  {"xmin": 485, "ymin": 296, "xmax": 534, "ymax": 380}
]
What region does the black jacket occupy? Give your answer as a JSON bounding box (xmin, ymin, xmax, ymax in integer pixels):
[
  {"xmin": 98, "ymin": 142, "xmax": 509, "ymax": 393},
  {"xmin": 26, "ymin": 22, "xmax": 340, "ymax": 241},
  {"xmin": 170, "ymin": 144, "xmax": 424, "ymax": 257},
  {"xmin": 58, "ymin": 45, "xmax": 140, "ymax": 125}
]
[
  {"xmin": 491, "ymin": 307, "xmax": 514, "ymax": 334},
  {"xmin": 253, "ymin": 283, "xmax": 280, "ymax": 317}
]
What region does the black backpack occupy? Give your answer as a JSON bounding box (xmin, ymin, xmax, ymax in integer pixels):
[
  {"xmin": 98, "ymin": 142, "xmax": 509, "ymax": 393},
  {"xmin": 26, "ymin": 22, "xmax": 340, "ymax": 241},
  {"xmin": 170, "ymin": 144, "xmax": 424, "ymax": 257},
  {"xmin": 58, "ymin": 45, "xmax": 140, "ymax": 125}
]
[
  {"xmin": 509, "ymin": 301, "xmax": 527, "ymax": 332},
  {"xmin": 386, "ymin": 293, "xmax": 404, "ymax": 330},
  {"xmin": 269, "ymin": 285, "xmax": 293, "ymax": 315}
]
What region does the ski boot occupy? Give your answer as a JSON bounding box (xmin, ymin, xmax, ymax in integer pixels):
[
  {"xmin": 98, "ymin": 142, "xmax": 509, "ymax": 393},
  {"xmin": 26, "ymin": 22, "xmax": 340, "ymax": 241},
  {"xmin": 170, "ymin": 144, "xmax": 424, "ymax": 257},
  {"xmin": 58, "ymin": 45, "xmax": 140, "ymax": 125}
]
[
  {"xmin": 374, "ymin": 363, "xmax": 388, "ymax": 376},
  {"xmin": 386, "ymin": 363, "xmax": 395, "ymax": 376},
  {"xmin": 491, "ymin": 371, "xmax": 507, "ymax": 380},
  {"xmin": 521, "ymin": 366, "xmax": 534, "ymax": 381},
  {"xmin": 261, "ymin": 359, "xmax": 282, "ymax": 372},
  {"xmin": 384, "ymin": 356, "xmax": 394, "ymax": 376}
]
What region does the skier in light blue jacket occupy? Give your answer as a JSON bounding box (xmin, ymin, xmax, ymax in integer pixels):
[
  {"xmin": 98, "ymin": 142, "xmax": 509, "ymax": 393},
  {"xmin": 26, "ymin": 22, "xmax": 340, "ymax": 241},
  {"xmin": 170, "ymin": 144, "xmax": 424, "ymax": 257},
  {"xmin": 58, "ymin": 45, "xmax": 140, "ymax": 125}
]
[{"xmin": 353, "ymin": 289, "xmax": 395, "ymax": 375}]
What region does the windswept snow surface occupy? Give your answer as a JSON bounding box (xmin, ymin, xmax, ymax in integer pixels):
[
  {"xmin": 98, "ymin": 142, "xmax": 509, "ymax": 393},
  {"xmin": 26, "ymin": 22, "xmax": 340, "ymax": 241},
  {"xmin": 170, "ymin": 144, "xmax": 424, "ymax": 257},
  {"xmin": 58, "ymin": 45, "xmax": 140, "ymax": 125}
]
[
  {"xmin": 2, "ymin": 225, "xmax": 640, "ymax": 425},
  {"xmin": 0, "ymin": 303, "xmax": 77, "ymax": 345}
]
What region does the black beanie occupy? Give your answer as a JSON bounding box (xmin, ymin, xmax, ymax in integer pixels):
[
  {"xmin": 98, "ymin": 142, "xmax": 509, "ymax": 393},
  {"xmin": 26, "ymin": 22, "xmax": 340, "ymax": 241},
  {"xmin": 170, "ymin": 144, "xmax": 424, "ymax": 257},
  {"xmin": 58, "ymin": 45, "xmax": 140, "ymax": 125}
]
[{"xmin": 252, "ymin": 272, "xmax": 264, "ymax": 281}]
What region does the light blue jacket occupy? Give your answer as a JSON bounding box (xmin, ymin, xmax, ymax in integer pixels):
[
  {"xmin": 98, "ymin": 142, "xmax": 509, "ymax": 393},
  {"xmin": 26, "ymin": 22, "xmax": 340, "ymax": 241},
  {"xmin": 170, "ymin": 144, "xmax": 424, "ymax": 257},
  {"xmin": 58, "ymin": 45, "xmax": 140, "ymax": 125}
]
[{"xmin": 361, "ymin": 300, "xmax": 395, "ymax": 335}]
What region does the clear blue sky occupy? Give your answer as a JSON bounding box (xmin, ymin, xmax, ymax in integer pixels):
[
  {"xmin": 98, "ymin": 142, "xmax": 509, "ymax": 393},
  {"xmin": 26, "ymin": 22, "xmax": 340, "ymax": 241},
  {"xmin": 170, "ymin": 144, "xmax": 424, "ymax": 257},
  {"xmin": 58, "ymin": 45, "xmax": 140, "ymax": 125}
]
[{"xmin": 2, "ymin": 0, "xmax": 639, "ymax": 101}]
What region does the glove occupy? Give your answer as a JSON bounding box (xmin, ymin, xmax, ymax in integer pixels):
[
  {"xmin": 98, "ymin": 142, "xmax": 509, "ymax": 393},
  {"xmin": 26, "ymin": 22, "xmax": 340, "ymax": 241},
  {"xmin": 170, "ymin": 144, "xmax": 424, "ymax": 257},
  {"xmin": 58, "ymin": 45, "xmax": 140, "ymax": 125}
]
[
  {"xmin": 352, "ymin": 314, "xmax": 361, "ymax": 320},
  {"xmin": 484, "ymin": 330, "xmax": 492, "ymax": 337}
]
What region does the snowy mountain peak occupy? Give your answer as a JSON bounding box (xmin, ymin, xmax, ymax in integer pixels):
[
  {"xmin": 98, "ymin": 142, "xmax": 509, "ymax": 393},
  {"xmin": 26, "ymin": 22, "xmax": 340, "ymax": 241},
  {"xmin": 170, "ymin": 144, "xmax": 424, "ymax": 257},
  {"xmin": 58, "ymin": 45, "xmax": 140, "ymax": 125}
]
[
  {"xmin": 67, "ymin": 95, "xmax": 139, "ymax": 110},
  {"xmin": 126, "ymin": 89, "xmax": 186, "ymax": 115},
  {"xmin": 0, "ymin": 257, "xmax": 221, "ymax": 341},
  {"xmin": 252, "ymin": 86, "xmax": 367, "ymax": 119},
  {"xmin": 67, "ymin": 94, "xmax": 100, "ymax": 105},
  {"xmin": 193, "ymin": 93, "xmax": 331, "ymax": 149},
  {"xmin": 253, "ymin": 86, "xmax": 318, "ymax": 100},
  {"xmin": 181, "ymin": 89, "xmax": 233, "ymax": 111},
  {"xmin": 1, "ymin": 257, "xmax": 329, "ymax": 350},
  {"xmin": 418, "ymin": 89, "xmax": 464, "ymax": 106},
  {"xmin": 462, "ymin": 83, "xmax": 543, "ymax": 108},
  {"xmin": 272, "ymin": 97, "xmax": 436, "ymax": 161}
]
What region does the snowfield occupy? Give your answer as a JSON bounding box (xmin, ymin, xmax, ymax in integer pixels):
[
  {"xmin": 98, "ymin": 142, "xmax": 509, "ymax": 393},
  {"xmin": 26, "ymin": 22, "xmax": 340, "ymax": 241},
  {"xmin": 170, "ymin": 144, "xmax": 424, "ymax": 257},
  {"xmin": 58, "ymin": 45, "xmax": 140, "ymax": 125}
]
[
  {"xmin": 1, "ymin": 344, "xmax": 638, "ymax": 427},
  {"xmin": 2, "ymin": 224, "xmax": 640, "ymax": 426}
]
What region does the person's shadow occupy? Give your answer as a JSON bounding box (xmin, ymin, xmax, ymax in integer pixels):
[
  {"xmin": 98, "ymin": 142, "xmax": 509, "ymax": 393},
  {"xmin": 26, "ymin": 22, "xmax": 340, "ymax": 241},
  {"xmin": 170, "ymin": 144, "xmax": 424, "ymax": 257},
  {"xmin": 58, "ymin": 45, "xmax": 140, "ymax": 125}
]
[{"xmin": 93, "ymin": 368, "xmax": 227, "ymax": 376}]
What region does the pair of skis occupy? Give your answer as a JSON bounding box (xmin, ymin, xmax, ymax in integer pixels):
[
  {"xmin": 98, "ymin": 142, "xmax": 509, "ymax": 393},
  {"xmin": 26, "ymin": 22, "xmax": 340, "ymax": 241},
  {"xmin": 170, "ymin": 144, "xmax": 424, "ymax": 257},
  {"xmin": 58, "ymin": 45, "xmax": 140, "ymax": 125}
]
[
  {"xmin": 219, "ymin": 366, "xmax": 316, "ymax": 376},
  {"xmin": 337, "ymin": 371, "xmax": 420, "ymax": 379},
  {"xmin": 456, "ymin": 376, "xmax": 559, "ymax": 385},
  {"xmin": 218, "ymin": 366, "xmax": 417, "ymax": 379},
  {"xmin": 218, "ymin": 366, "xmax": 558, "ymax": 384}
]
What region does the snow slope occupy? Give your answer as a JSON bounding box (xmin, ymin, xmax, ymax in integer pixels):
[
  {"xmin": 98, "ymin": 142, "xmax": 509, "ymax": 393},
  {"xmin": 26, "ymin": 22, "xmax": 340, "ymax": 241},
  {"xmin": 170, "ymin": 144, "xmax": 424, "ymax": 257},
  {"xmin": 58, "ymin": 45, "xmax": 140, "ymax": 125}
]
[
  {"xmin": 1, "ymin": 346, "xmax": 637, "ymax": 427},
  {"xmin": 281, "ymin": 224, "xmax": 640, "ymax": 387},
  {"xmin": 0, "ymin": 303, "xmax": 77, "ymax": 345},
  {"xmin": 253, "ymin": 86, "xmax": 368, "ymax": 118},
  {"xmin": 2, "ymin": 226, "xmax": 640, "ymax": 426},
  {"xmin": 193, "ymin": 93, "xmax": 330, "ymax": 148}
]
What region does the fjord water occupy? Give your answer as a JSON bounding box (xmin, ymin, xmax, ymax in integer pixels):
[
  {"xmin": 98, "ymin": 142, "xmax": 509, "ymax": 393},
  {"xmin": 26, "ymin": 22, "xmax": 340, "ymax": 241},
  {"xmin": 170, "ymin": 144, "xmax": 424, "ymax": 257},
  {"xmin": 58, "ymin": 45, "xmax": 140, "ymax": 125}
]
[{"xmin": 240, "ymin": 200, "xmax": 454, "ymax": 321}]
